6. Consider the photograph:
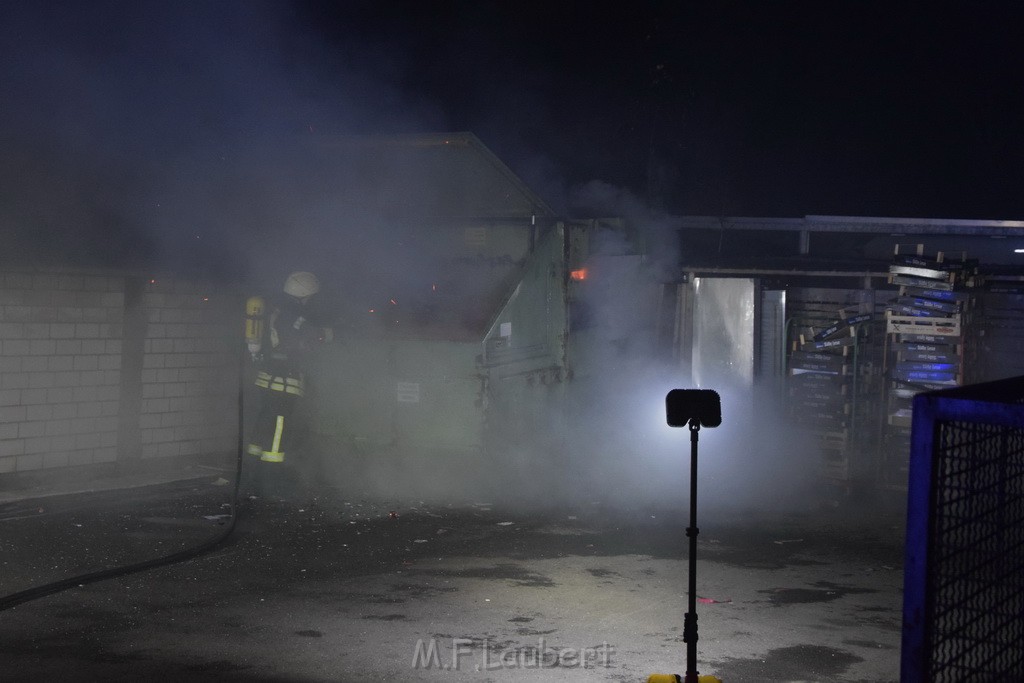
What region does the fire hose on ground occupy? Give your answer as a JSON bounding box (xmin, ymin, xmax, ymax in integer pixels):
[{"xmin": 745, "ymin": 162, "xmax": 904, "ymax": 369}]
[{"xmin": 0, "ymin": 356, "xmax": 247, "ymax": 613}]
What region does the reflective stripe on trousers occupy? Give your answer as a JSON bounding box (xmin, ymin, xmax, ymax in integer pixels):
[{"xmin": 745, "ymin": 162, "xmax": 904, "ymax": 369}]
[
  {"xmin": 254, "ymin": 370, "xmax": 305, "ymax": 396},
  {"xmin": 249, "ymin": 415, "xmax": 286, "ymax": 463}
]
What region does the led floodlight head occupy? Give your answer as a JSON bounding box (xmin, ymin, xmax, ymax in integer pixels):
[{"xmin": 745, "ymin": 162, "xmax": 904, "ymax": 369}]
[{"xmin": 665, "ymin": 389, "xmax": 722, "ymax": 428}]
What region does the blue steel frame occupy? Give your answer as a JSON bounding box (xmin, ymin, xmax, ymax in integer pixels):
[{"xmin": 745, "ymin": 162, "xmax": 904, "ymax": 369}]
[{"xmin": 901, "ymin": 376, "xmax": 1024, "ymax": 682}]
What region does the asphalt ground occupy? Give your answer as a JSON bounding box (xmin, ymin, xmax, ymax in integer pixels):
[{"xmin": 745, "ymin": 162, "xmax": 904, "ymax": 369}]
[{"xmin": 0, "ymin": 477, "xmax": 904, "ymax": 682}]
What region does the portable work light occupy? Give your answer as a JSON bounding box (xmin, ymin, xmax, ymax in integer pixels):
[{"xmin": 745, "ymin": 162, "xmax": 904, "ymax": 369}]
[
  {"xmin": 665, "ymin": 389, "xmax": 722, "ymax": 428},
  {"xmin": 648, "ymin": 389, "xmax": 724, "ymax": 683}
]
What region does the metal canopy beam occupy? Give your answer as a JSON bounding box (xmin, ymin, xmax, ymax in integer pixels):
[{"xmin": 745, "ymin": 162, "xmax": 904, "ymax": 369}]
[
  {"xmin": 673, "ymin": 215, "xmax": 1024, "ymax": 236},
  {"xmin": 681, "ymin": 265, "xmax": 890, "ymax": 279}
]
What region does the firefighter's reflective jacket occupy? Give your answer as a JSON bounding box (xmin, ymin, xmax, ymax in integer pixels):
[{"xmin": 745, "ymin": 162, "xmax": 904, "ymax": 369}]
[{"xmin": 250, "ymin": 294, "xmax": 319, "ymax": 397}]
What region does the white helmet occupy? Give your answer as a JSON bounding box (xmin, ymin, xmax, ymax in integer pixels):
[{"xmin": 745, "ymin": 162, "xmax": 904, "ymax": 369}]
[{"xmin": 283, "ymin": 271, "xmax": 319, "ymax": 298}]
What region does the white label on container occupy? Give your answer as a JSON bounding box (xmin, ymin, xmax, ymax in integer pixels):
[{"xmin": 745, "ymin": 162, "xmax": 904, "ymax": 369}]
[{"xmin": 396, "ymin": 381, "xmax": 420, "ymax": 403}]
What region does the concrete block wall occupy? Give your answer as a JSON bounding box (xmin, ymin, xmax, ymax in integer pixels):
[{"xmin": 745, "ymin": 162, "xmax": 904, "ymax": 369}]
[
  {"xmin": 0, "ymin": 269, "xmax": 240, "ymax": 477},
  {"xmin": 138, "ymin": 278, "xmax": 238, "ymax": 461}
]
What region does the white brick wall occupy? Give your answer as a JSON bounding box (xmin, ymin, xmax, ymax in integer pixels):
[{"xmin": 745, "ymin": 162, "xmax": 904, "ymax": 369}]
[
  {"xmin": 0, "ymin": 269, "xmax": 240, "ymax": 474},
  {"xmin": 137, "ymin": 278, "xmax": 238, "ymax": 461},
  {"xmin": 0, "ymin": 271, "xmax": 123, "ymax": 473}
]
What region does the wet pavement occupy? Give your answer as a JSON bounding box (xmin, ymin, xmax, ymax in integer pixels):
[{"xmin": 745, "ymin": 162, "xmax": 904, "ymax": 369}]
[{"xmin": 0, "ymin": 478, "xmax": 904, "ymax": 682}]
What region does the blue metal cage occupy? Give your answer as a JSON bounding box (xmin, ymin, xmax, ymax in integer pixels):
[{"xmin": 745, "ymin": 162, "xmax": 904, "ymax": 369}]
[{"xmin": 902, "ymin": 377, "xmax": 1024, "ymax": 682}]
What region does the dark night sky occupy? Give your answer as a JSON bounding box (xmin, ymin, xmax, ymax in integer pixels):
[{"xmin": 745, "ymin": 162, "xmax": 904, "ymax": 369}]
[
  {"xmin": 2, "ymin": 1, "xmax": 1024, "ymax": 268},
  {"xmin": 303, "ymin": 1, "xmax": 1024, "ymax": 220}
]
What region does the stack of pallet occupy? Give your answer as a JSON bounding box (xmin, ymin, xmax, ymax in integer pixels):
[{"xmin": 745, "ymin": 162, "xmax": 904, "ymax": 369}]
[
  {"xmin": 975, "ymin": 268, "xmax": 1024, "ymax": 381},
  {"xmin": 788, "ymin": 292, "xmax": 877, "ymax": 483},
  {"xmin": 882, "ymin": 247, "xmax": 977, "ymax": 485}
]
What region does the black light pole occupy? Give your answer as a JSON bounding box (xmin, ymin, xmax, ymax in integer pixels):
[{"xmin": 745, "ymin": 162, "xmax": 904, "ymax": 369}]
[
  {"xmin": 664, "ymin": 389, "xmax": 722, "ymax": 683},
  {"xmin": 684, "ymin": 417, "xmax": 701, "ymax": 682}
]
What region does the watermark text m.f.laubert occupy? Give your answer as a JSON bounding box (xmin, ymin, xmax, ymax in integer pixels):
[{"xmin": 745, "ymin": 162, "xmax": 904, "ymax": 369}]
[{"xmin": 412, "ymin": 636, "xmax": 614, "ymax": 671}]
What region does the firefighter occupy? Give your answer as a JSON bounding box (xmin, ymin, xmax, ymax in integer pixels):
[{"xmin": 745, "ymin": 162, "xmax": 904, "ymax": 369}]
[{"xmin": 245, "ymin": 271, "xmax": 330, "ymax": 496}]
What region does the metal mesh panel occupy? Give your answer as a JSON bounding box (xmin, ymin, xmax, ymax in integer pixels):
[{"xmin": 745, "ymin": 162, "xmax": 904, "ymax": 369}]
[{"xmin": 928, "ymin": 420, "xmax": 1024, "ymax": 681}]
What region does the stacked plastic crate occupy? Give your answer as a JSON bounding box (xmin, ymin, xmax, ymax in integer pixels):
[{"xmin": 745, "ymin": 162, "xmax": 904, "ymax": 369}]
[
  {"xmin": 788, "ymin": 291, "xmax": 877, "ymax": 483},
  {"xmin": 882, "ymin": 247, "xmax": 977, "ymax": 486}
]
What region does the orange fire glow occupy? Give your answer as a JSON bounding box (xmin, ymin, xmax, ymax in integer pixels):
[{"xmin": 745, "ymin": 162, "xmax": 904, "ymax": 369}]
[{"xmin": 570, "ymin": 268, "xmax": 588, "ymax": 281}]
